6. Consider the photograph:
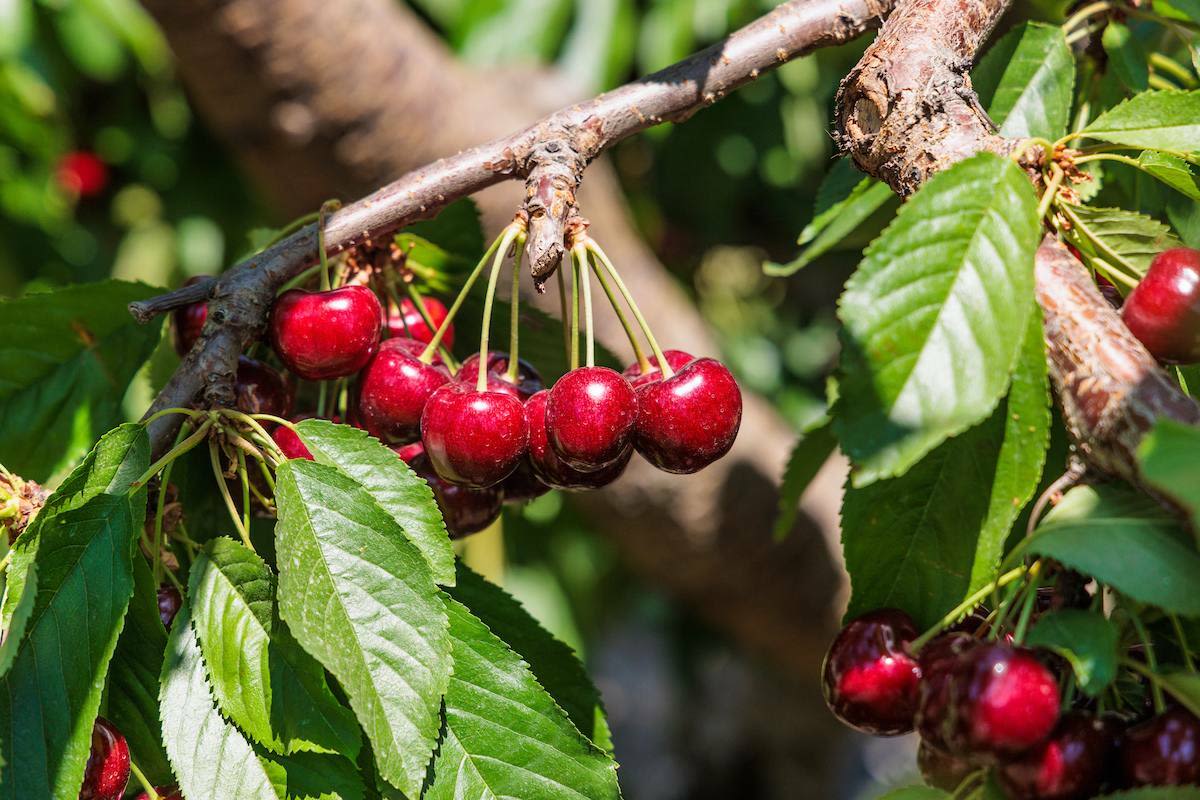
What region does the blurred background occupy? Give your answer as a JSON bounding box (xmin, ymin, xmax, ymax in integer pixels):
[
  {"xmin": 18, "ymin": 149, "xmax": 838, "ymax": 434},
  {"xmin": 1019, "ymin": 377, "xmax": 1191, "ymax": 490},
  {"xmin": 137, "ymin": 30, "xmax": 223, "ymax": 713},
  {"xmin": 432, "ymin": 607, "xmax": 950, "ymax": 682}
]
[{"xmin": 0, "ymin": 0, "xmax": 941, "ymax": 795}]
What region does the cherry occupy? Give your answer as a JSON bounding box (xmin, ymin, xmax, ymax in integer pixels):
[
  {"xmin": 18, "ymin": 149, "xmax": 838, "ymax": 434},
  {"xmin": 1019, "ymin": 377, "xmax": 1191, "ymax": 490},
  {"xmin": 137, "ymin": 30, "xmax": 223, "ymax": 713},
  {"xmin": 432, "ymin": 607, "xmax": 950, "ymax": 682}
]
[
  {"xmin": 272, "ymin": 423, "xmax": 313, "ymax": 461},
  {"xmin": 524, "ymin": 390, "xmax": 631, "ymax": 491},
  {"xmin": 405, "ymin": 448, "xmax": 502, "ymax": 538},
  {"xmin": 270, "ymin": 285, "xmax": 382, "ymax": 380},
  {"xmin": 916, "ymin": 633, "xmax": 983, "ymax": 752},
  {"xmin": 458, "ymin": 351, "xmax": 544, "ymax": 400},
  {"xmin": 392, "ymin": 441, "xmax": 426, "ymax": 464},
  {"xmin": 1121, "ymin": 706, "xmax": 1200, "ymax": 787},
  {"xmin": 170, "ymin": 276, "xmax": 209, "ymax": 356},
  {"xmin": 384, "ymin": 296, "xmax": 453, "ymax": 347},
  {"xmin": 1122, "ymin": 247, "xmax": 1200, "ymax": 364},
  {"xmin": 57, "ymin": 151, "xmax": 108, "ymax": 197},
  {"xmin": 358, "ymin": 339, "xmax": 451, "ymax": 443},
  {"xmin": 996, "ymin": 712, "xmax": 1117, "ymax": 800},
  {"xmin": 157, "ymin": 584, "xmax": 182, "ymax": 630},
  {"xmin": 917, "ymin": 740, "xmax": 975, "ymax": 792},
  {"xmin": 378, "ymin": 335, "xmax": 444, "ymax": 365},
  {"xmin": 79, "ymin": 717, "xmax": 130, "ymax": 800},
  {"xmin": 234, "ymin": 356, "xmax": 292, "ymax": 418},
  {"xmin": 634, "ymin": 358, "xmax": 742, "ymax": 474},
  {"xmin": 622, "ymin": 349, "xmax": 695, "ymax": 387},
  {"xmin": 821, "ymin": 608, "xmax": 922, "ymax": 735},
  {"xmin": 1095, "ymin": 272, "xmax": 1123, "ymax": 310},
  {"xmin": 499, "ymin": 460, "xmax": 551, "ymax": 503},
  {"xmin": 134, "ymin": 788, "xmax": 182, "ymax": 800},
  {"xmin": 421, "ymin": 382, "xmax": 528, "ymax": 487},
  {"xmin": 546, "ymin": 367, "xmax": 638, "ymax": 471}
]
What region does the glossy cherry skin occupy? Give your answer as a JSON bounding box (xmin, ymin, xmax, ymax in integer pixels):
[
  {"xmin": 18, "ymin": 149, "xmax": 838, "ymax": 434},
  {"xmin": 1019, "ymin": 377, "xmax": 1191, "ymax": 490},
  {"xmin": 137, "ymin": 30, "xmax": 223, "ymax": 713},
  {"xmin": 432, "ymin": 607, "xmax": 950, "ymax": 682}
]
[
  {"xmin": 524, "ymin": 390, "xmax": 631, "ymax": 491},
  {"xmin": 272, "ymin": 423, "xmax": 313, "ymax": 461},
  {"xmin": 421, "ymin": 382, "xmax": 528, "ymax": 488},
  {"xmin": 917, "ymin": 741, "xmax": 975, "ymax": 792},
  {"xmin": 157, "ymin": 584, "xmax": 182, "ymax": 630},
  {"xmin": 916, "ymin": 633, "xmax": 985, "ymax": 751},
  {"xmin": 546, "ymin": 367, "xmax": 638, "ymax": 471},
  {"xmin": 234, "ymin": 356, "xmax": 292, "ymax": 418},
  {"xmin": 79, "ymin": 717, "xmax": 130, "ymax": 800},
  {"xmin": 57, "ymin": 151, "xmax": 108, "ymax": 197},
  {"xmin": 634, "ymin": 358, "xmax": 742, "ymax": 474},
  {"xmin": 1122, "ymin": 247, "xmax": 1200, "ymax": 364},
  {"xmin": 379, "ymin": 335, "xmax": 443, "ymax": 365},
  {"xmin": 406, "ymin": 450, "xmax": 502, "ymax": 538},
  {"xmin": 358, "ymin": 339, "xmax": 450, "ymax": 443},
  {"xmin": 270, "ymin": 285, "xmax": 382, "ymax": 380},
  {"xmin": 622, "ymin": 349, "xmax": 695, "ymax": 387},
  {"xmin": 384, "ymin": 296, "xmax": 453, "ymax": 347},
  {"xmin": 458, "ymin": 351, "xmax": 544, "ymax": 400},
  {"xmin": 134, "ymin": 788, "xmax": 182, "ymax": 800},
  {"xmin": 821, "ymin": 608, "xmax": 922, "ymax": 735},
  {"xmin": 996, "ymin": 712, "xmax": 1117, "ymax": 800},
  {"xmin": 1121, "ymin": 706, "xmax": 1200, "ymax": 787},
  {"xmin": 170, "ymin": 276, "xmax": 209, "ymax": 355},
  {"xmin": 500, "ymin": 460, "xmax": 551, "ymax": 503}
]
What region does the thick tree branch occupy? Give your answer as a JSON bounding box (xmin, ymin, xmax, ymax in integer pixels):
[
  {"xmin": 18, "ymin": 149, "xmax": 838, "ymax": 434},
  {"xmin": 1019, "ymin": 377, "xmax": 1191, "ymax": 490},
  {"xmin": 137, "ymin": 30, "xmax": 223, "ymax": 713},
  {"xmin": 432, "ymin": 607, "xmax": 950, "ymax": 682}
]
[{"xmin": 836, "ymin": 0, "xmax": 1200, "ymax": 490}]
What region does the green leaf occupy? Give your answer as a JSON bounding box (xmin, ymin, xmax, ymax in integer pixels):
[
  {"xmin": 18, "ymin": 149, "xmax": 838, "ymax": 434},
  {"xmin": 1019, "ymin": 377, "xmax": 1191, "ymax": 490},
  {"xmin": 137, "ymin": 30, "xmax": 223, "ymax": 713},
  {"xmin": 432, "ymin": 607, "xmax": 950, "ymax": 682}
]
[
  {"xmin": 1082, "ymin": 90, "xmax": 1200, "ymax": 154},
  {"xmin": 1137, "ymin": 151, "xmax": 1200, "ymax": 200},
  {"xmin": 842, "ymin": 313, "xmax": 1050, "ymax": 628},
  {"xmin": 0, "ymin": 564, "xmax": 35, "ymax": 678},
  {"xmin": 1025, "ymin": 609, "xmax": 1120, "ymax": 695},
  {"xmin": 1060, "ymin": 203, "xmax": 1181, "ymax": 278},
  {"xmin": 1138, "ymin": 419, "xmax": 1200, "ymax": 526},
  {"xmin": 876, "ymin": 789, "xmax": 950, "ymax": 800},
  {"xmin": 559, "ymin": 0, "xmax": 636, "ymax": 93},
  {"xmin": 425, "ymin": 596, "xmax": 620, "ymax": 800},
  {"xmin": 188, "ymin": 538, "xmax": 361, "ymax": 757},
  {"xmin": 104, "ymin": 556, "xmax": 172, "ymax": 785},
  {"xmin": 1029, "ymin": 484, "xmax": 1200, "ymax": 616},
  {"xmin": 295, "ymin": 419, "xmax": 454, "ymax": 586},
  {"xmin": 274, "ymin": 460, "xmax": 451, "ymax": 797},
  {"xmin": 1153, "ymin": 0, "xmax": 1200, "ymax": 22},
  {"xmin": 765, "ymin": 160, "xmax": 896, "ymax": 276},
  {"xmin": 835, "ymin": 153, "xmax": 1041, "ymax": 486},
  {"xmin": 1103, "ymin": 22, "xmax": 1150, "ymax": 92},
  {"xmin": 774, "ymin": 416, "xmax": 837, "ymax": 540},
  {"xmin": 973, "ymin": 22, "xmax": 1075, "ymax": 140},
  {"xmin": 446, "ymin": 563, "xmax": 612, "ymax": 752},
  {"xmin": 0, "ymin": 281, "xmax": 162, "ymax": 482},
  {"xmin": 0, "ymin": 494, "xmax": 138, "ymax": 800},
  {"xmin": 405, "ymin": 198, "xmax": 484, "ymax": 263},
  {"xmin": 1157, "ymin": 671, "xmax": 1200, "ymax": 719}
]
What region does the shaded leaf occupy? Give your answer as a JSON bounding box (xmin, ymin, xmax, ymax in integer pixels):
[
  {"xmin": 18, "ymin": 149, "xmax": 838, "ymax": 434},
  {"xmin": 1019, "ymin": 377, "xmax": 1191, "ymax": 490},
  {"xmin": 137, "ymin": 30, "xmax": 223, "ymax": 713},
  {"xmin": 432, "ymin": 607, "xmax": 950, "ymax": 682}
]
[
  {"xmin": 1138, "ymin": 419, "xmax": 1200, "ymax": 527},
  {"xmin": 1026, "ymin": 609, "xmax": 1120, "ymax": 695},
  {"xmin": 1157, "ymin": 671, "xmax": 1200, "ymax": 719},
  {"xmin": 0, "ymin": 563, "xmax": 35, "ymax": 678},
  {"xmin": 774, "ymin": 416, "xmax": 837, "ymax": 540},
  {"xmin": 1082, "ymin": 90, "xmax": 1200, "ymax": 153},
  {"xmin": 973, "ymin": 22, "xmax": 1075, "ymax": 139},
  {"xmin": 1103, "ymin": 22, "xmax": 1150, "ymax": 92},
  {"xmin": 406, "ymin": 198, "xmax": 484, "ymax": 262},
  {"xmin": 1060, "ymin": 203, "xmax": 1181, "ymax": 278},
  {"xmin": 1137, "ymin": 151, "xmax": 1200, "ymax": 200},
  {"xmin": 836, "ymin": 153, "xmax": 1041, "ymax": 485}
]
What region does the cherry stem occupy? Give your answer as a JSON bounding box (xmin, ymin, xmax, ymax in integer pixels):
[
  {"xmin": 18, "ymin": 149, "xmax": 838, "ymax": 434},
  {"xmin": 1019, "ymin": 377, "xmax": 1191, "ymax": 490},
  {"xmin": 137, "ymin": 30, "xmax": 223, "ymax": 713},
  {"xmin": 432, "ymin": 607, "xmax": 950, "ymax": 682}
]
[
  {"xmin": 142, "ymin": 407, "xmax": 203, "ymax": 426},
  {"xmin": 1171, "ymin": 614, "xmax": 1196, "ymax": 672},
  {"xmin": 1150, "ymin": 52, "xmax": 1198, "ymax": 87},
  {"xmin": 477, "ymin": 226, "xmax": 521, "ymax": 392},
  {"xmin": 152, "ymin": 424, "xmax": 190, "ymax": 588},
  {"xmin": 909, "ymin": 564, "xmax": 1032, "ymax": 653},
  {"xmin": 585, "ymin": 245, "xmax": 649, "ymax": 371},
  {"xmin": 1061, "ymin": 0, "xmax": 1110, "ymax": 34},
  {"xmin": 317, "ymin": 199, "xmax": 341, "ymax": 292},
  {"xmin": 237, "ymin": 449, "xmax": 252, "ymax": 534},
  {"xmin": 506, "ymin": 235, "xmax": 526, "ymax": 383},
  {"xmin": 404, "ymin": 284, "xmax": 458, "ymax": 369},
  {"xmin": 262, "ymin": 210, "xmax": 321, "ymax": 252},
  {"xmin": 557, "ymin": 267, "xmax": 571, "ymax": 365},
  {"xmin": 578, "ymin": 248, "xmax": 595, "ymax": 368},
  {"xmin": 1012, "ymin": 578, "xmax": 1040, "ymax": 644},
  {"xmin": 420, "ymin": 228, "xmax": 508, "ymax": 363},
  {"xmin": 209, "ymin": 439, "xmax": 254, "ymax": 552},
  {"xmin": 586, "ymin": 239, "xmax": 673, "ymax": 378},
  {"xmin": 132, "ymin": 417, "xmax": 215, "ymax": 488},
  {"xmin": 1129, "ymin": 610, "xmax": 1166, "ymax": 712},
  {"xmin": 220, "ymin": 410, "xmax": 286, "ymax": 464},
  {"xmin": 128, "ymin": 760, "xmax": 159, "ymax": 800},
  {"xmin": 316, "ymin": 381, "xmax": 328, "ymax": 418},
  {"xmin": 1037, "ymin": 164, "xmax": 1064, "ymax": 220},
  {"xmin": 570, "ymin": 248, "xmax": 581, "ymax": 371}
]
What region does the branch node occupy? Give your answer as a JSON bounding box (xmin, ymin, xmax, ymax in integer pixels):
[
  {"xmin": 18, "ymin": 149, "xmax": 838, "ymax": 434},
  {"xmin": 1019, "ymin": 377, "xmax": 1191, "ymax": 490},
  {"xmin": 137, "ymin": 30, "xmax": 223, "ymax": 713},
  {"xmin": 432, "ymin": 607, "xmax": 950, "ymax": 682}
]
[{"xmin": 128, "ymin": 276, "xmax": 217, "ymax": 323}]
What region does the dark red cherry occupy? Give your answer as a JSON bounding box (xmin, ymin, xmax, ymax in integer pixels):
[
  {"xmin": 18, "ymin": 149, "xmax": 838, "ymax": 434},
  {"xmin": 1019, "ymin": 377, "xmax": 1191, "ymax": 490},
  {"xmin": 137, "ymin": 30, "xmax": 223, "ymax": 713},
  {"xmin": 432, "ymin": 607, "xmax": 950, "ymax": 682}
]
[
  {"xmin": 384, "ymin": 296, "xmax": 453, "ymax": 347},
  {"xmin": 1095, "ymin": 272, "xmax": 1123, "ymax": 309},
  {"xmin": 358, "ymin": 339, "xmax": 451, "ymax": 444},
  {"xmin": 234, "ymin": 356, "xmax": 292, "ymax": 418},
  {"xmin": 270, "ymin": 286, "xmax": 382, "ymax": 380},
  {"xmin": 525, "ymin": 390, "xmax": 631, "ymax": 490},
  {"xmin": 272, "ymin": 423, "xmax": 313, "ymax": 461},
  {"xmin": 57, "ymin": 151, "xmax": 108, "ymax": 197},
  {"xmin": 407, "ymin": 450, "xmax": 502, "ymax": 538},
  {"xmin": 621, "ymin": 349, "xmax": 695, "ymax": 387},
  {"xmin": 157, "ymin": 584, "xmax": 182, "ymax": 630},
  {"xmin": 634, "ymin": 358, "xmax": 742, "ymax": 474},
  {"xmin": 170, "ymin": 276, "xmax": 209, "ymax": 355},
  {"xmin": 545, "ymin": 367, "xmax": 638, "ymax": 471},
  {"xmin": 916, "ymin": 633, "xmax": 984, "ymax": 752},
  {"xmin": 79, "ymin": 717, "xmax": 130, "ymax": 800},
  {"xmin": 997, "ymin": 712, "xmax": 1117, "ymax": 800},
  {"xmin": 421, "ymin": 382, "xmax": 528, "ymax": 488},
  {"xmin": 917, "ymin": 740, "xmax": 976, "ymax": 791},
  {"xmin": 1121, "ymin": 706, "xmax": 1200, "ymax": 787},
  {"xmin": 458, "ymin": 351, "xmax": 544, "ymax": 400},
  {"xmin": 499, "ymin": 460, "xmax": 551, "ymax": 503},
  {"xmin": 821, "ymin": 608, "xmax": 922, "ymax": 735},
  {"xmin": 1122, "ymin": 247, "xmax": 1200, "ymax": 364},
  {"xmin": 134, "ymin": 788, "xmax": 182, "ymax": 800}
]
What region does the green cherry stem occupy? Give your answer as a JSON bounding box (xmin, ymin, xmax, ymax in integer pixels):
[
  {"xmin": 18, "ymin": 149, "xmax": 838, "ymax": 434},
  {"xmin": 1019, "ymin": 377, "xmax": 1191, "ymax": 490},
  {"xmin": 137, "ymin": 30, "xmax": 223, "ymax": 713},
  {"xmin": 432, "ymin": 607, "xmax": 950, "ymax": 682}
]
[
  {"xmin": 557, "ymin": 266, "xmax": 571, "ymax": 366},
  {"xmin": 570, "ymin": 247, "xmax": 581, "ymax": 371},
  {"xmin": 909, "ymin": 564, "xmax": 1033, "ymax": 653},
  {"xmin": 404, "ymin": 283, "xmax": 458, "ymax": 369},
  {"xmin": 506, "ymin": 234, "xmax": 526, "ymax": 383},
  {"xmin": 419, "ymin": 228, "xmax": 509, "ymax": 364},
  {"xmin": 1171, "ymin": 614, "xmax": 1196, "ymax": 672},
  {"xmin": 579, "ymin": 248, "xmax": 596, "ymax": 367},
  {"xmin": 1037, "ymin": 164, "xmax": 1064, "ymax": 220},
  {"xmin": 1129, "ymin": 610, "xmax": 1166, "ymax": 713},
  {"xmin": 476, "ymin": 226, "xmax": 520, "ymax": 392},
  {"xmin": 587, "ymin": 247, "xmax": 649, "ymax": 371},
  {"xmin": 586, "ymin": 239, "xmax": 674, "ymax": 378},
  {"xmin": 151, "ymin": 424, "xmax": 189, "ymax": 587},
  {"xmin": 132, "ymin": 417, "xmax": 215, "ymax": 488},
  {"xmin": 209, "ymin": 439, "xmax": 254, "ymax": 552},
  {"xmin": 1061, "ymin": 0, "xmax": 1110, "ymax": 34},
  {"xmin": 128, "ymin": 760, "xmax": 160, "ymax": 800},
  {"xmin": 316, "ymin": 199, "xmax": 341, "ymax": 292}
]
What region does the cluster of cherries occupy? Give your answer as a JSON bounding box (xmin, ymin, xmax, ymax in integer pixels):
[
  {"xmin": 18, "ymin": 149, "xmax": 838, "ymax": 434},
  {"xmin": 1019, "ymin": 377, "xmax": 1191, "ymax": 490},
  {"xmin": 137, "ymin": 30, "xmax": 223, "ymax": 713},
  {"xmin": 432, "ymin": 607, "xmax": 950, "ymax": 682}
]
[{"xmin": 823, "ymin": 583, "xmax": 1200, "ymax": 797}]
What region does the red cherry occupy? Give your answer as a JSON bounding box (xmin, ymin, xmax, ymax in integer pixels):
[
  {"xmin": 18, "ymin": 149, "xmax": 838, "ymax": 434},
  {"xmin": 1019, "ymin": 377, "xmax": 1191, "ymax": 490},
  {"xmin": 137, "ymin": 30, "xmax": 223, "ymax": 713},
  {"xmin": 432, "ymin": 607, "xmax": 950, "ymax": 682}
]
[
  {"xmin": 358, "ymin": 339, "xmax": 451, "ymax": 444},
  {"xmin": 384, "ymin": 296, "xmax": 453, "ymax": 347},
  {"xmin": 821, "ymin": 609, "xmax": 922, "ymax": 735},
  {"xmin": 57, "ymin": 151, "xmax": 108, "ymax": 197},
  {"xmin": 421, "ymin": 383, "xmax": 528, "ymax": 488},
  {"xmin": 391, "ymin": 441, "xmax": 426, "ymax": 464},
  {"xmin": 272, "ymin": 424, "xmax": 313, "ymax": 461},
  {"xmin": 270, "ymin": 286, "xmax": 382, "ymax": 380},
  {"xmin": 1122, "ymin": 248, "xmax": 1200, "ymax": 364},
  {"xmin": 997, "ymin": 712, "xmax": 1117, "ymax": 800},
  {"xmin": 545, "ymin": 367, "xmax": 638, "ymax": 471},
  {"xmin": 524, "ymin": 390, "xmax": 631, "ymax": 491},
  {"xmin": 405, "ymin": 448, "xmax": 502, "ymax": 538},
  {"xmin": 634, "ymin": 358, "xmax": 742, "ymax": 474},
  {"xmin": 458, "ymin": 351, "xmax": 544, "ymax": 400},
  {"xmin": 1121, "ymin": 706, "xmax": 1200, "ymax": 787},
  {"xmin": 621, "ymin": 350, "xmax": 695, "ymax": 387},
  {"xmin": 157, "ymin": 584, "xmax": 182, "ymax": 630},
  {"xmin": 79, "ymin": 717, "xmax": 130, "ymax": 800},
  {"xmin": 917, "ymin": 740, "xmax": 975, "ymax": 791},
  {"xmin": 170, "ymin": 276, "xmax": 209, "ymax": 356},
  {"xmin": 233, "ymin": 356, "xmax": 292, "ymax": 418},
  {"xmin": 916, "ymin": 633, "xmax": 984, "ymax": 751}
]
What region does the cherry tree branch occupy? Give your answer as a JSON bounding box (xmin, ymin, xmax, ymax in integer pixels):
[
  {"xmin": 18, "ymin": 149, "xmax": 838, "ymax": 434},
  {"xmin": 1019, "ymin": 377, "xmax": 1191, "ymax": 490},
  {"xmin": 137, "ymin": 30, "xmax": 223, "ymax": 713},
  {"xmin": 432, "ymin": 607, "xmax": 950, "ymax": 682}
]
[
  {"xmin": 835, "ymin": 0, "xmax": 1200, "ymax": 491},
  {"xmin": 136, "ymin": 0, "xmax": 895, "ymax": 452}
]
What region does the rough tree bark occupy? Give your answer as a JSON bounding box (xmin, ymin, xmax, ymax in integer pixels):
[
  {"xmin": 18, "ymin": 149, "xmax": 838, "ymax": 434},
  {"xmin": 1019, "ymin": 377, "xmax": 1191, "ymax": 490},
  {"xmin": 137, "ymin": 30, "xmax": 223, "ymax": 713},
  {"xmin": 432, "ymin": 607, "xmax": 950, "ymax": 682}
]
[{"xmin": 137, "ymin": 0, "xmax": 896, "ymax": 670}]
